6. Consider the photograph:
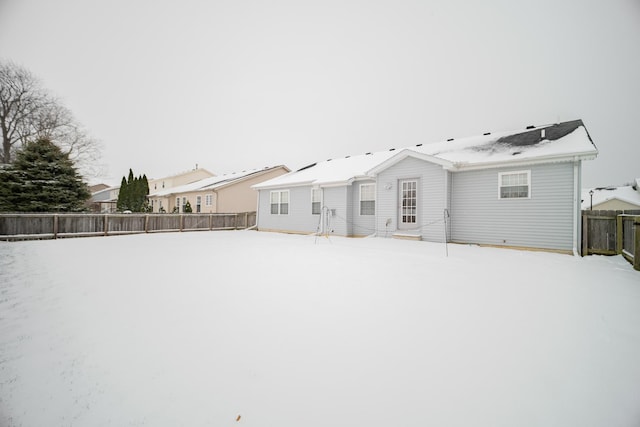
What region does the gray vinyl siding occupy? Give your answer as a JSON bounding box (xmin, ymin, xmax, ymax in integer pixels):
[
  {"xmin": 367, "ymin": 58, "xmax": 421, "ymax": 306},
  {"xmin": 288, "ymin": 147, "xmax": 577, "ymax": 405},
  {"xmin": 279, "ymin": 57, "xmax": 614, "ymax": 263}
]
[
  {"xmin": 257, "ymin": 187, "xmax": 319, "ymax": 234},
  {"xmin": 322, "ymin": 186, "xmax": 349, "ymax": 236},
  {"xmin": 351, "ymin": 180, "xmax": 377, "ymax": 236},
  {"xmin": 375, "ymin": 157, "xmax": 448, "ymax": 242},
  {"xmin": 257, "ymin": 186, "xmax": 351, "ymax": 236},
  {"xmin": 450, "ymin": 162, "xmax": 575, "ymax": 250}
]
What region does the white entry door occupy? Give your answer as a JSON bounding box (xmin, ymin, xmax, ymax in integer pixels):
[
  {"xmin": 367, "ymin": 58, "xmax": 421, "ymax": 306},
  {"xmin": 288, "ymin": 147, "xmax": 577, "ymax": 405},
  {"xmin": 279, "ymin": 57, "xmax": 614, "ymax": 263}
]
[{"xmin": 399, "ymin": 179, "xmax": 418, "ymax": 229}]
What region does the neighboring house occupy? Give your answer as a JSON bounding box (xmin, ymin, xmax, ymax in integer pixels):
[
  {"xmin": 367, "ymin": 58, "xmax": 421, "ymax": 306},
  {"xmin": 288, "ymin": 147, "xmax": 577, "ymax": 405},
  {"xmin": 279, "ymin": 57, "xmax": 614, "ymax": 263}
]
[
  {"xmin": 147, "ymin": 167, "xmax": 215, "ymax": 194},
  {"xmin": 149, "ymin": 166, "xmax": 290, "ymax": 213},
  {"xmin": 253, "ymin": 120, "xmax": 598, "ymax": 254},
  {"xmin": 147, "ymin": 167, "xmax": 215, "ymax": 213},
  {"xmin": 582, "ymin": 179, "xmax": 640, "ymax": 211},
  {"xmin": 88, "ymin": 185, "xmax": 120, "ymax": 213}
]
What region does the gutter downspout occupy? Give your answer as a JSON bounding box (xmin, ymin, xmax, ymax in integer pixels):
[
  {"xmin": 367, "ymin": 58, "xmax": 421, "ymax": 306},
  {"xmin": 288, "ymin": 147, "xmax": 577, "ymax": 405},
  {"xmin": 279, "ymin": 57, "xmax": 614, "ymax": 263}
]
[
  {"xmin": 255, "ymin": 190, "xmax": 260, "ymax": 231},
  {"xmin": 572, "ymin": 159, "xmax": 580, "ymax": 256},
  {"xmin": 444, "ymin": 170, "xmax": 449, "ymax": 243}
]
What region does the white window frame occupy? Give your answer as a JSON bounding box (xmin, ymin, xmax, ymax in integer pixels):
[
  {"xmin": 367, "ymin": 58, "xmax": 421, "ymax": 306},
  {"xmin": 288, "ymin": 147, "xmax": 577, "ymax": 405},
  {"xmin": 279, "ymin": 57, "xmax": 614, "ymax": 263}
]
[
  {"xmin": 176, "ymin": 197, "xmax": 181, "ymax": 212},
  {"xmin": 311, "ymin": 188, "xmax": 322, "ymax": 215},
  {"xmin": 196, "ymin": 195, "xmax": 202, "ymax": 213},
  {"xmin": 270, "ymin": 190, "xmax": 289, "ymax": 215},
  {"xmin": 205, "ymin": 194, "xmax": 213, "ymax": 207},
  {"xmin": 498, "ymin": 170, "xmax": 531, "ymax": 199},
  {"xmin": 359, "ymin": 183, "xmax": 376, "ymax": 216}
]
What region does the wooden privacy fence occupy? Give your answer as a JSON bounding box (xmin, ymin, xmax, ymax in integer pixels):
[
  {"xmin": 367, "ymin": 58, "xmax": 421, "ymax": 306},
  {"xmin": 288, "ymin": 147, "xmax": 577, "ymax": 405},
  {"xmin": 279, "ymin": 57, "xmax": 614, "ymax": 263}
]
[
  {"xmin": 0, "ymin": 212, "xmax": 257, "ymax": 241},
  {"xmin": 582, "ymin": 210, "xmax": 640, "ymax": 271}
]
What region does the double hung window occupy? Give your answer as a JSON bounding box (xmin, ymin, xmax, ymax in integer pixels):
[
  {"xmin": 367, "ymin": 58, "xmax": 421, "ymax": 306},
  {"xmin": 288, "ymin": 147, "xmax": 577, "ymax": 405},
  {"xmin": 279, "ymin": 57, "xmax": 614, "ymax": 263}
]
[
  {"xmin": 499, "ymin": 171, "xmax": 530, "ymax": 199},
  {"xmin": 360, "ymin": 184, "xmax": 376, "ymax": 215},
  {"xmin": 311, "ymin": 188, "xmax": 322, "ymax": 215},
  {"xmin": 270, "ymin": 190, "xmax": 289, "ymax": 215}
]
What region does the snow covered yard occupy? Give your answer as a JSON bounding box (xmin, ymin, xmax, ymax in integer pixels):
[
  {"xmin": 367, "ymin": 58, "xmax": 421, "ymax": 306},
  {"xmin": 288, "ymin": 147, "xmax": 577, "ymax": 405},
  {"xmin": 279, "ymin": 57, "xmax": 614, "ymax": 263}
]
[{"xmin": 1, "ymin": 230, "xmax": 639, "ymax": 427}]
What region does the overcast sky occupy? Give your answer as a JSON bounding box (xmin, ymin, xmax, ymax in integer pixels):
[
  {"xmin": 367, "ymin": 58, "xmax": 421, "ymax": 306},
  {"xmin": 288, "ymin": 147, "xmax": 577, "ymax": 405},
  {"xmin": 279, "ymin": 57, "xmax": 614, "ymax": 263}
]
[{"xmin": 1, "ymin": 0, "xmax": 639, "ymax": 187}]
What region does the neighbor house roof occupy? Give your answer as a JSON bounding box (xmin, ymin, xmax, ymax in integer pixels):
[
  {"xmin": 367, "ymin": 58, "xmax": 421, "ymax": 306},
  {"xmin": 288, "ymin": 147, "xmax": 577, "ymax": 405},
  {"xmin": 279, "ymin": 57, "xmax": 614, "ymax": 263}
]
[
  {"xmin": 581, "ymin": 182, "xmax": 640, "ymax": 210},
  {"xmin": 254, "ymin": 120, "xmax": 598, "ymax": 189},
  {"xmin": 150, "ymin": 166, "xmax": 289, "ymax": 197}
]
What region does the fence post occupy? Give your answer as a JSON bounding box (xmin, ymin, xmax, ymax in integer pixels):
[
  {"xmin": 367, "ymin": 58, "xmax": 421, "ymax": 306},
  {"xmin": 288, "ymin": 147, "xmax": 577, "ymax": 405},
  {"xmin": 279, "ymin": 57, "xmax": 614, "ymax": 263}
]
[
  {"xmin": 616, "ymin": 215, "xmax": 624, "ymax": 254},
  {"xmin": 180, "ymin": 214, "xmax": 184, "ymax": 232},
  {"xmin": 634, "ymin": 218, "xmax": 640, "ymax": 271},
  {"xmin": 53, "ymin": 214, "xmax": 58, "ymax": 239},
  {"xmin": 581, "ymin": 213, "xmax": 588, "ymax": 256},
  {"xmin": 209, "ymin": 214, "xmax": 213, "ymax": 231},
  {"xmin": 145, "ymin": 214, "xmax": 149, "ymax": 233}
]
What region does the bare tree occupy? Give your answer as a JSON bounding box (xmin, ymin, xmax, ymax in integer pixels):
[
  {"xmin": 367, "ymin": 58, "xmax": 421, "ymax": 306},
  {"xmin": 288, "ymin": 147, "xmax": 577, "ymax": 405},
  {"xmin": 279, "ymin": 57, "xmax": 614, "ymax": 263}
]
[{"xmin": 0, "ymin": 60, "xmax": 102, "ymax": 177}]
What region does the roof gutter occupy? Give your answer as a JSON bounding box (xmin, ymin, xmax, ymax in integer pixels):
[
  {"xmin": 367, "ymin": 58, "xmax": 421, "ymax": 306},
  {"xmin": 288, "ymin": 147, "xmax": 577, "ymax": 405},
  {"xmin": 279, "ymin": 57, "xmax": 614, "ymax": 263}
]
[{"xmin": 446, "ymin": 150, "xmax": 598, "ymax": 172}]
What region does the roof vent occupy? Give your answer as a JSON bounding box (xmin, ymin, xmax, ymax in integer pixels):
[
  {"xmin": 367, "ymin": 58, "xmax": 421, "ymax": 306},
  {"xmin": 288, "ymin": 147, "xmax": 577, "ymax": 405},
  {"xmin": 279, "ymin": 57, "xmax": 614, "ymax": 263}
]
[
  {"xmin": 415, "ymin": 143, "xmax": 422, "ymax": 147},
  {"xmin": 447, "ymin": 138, "xmax": 454, "ymax": 141},
  {"xmin": 345, "ymin": 155, "xmax": 350, "ymax": 158},
  {"xmin": 296, "ymin": 162, "xmax": 317, "ymax": 172},
  {"xmin": 365, "ymin": 152, "xmax": 372, "ymax": 155},
  {"xmin": 483, "ymin": 132, "xmax": 491, "ymax": 136},
  {"xmin": 526, "ymin": 125, "xmax": 535, "ymax": 129},
  {"xmin": 389, "ymin": 148, "xmax": 396, "ymax": 151},
  {"xmin": 327, "ymin": 159, "xmax": 332, "ymax": 161},
  {"xmin": 512, "ymin": 151, "xmax": 522, "ymax": 156}
]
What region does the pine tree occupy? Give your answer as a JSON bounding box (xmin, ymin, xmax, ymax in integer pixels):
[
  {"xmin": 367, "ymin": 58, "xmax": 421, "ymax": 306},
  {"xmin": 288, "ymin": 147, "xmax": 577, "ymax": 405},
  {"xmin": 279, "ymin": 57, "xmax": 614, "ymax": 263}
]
[
  {"xmin": 0, "ymin": 138, "xmax": 90, "ymax": 212},
  {"xmin": 117, "ymin": 176, "xmax": 128, "ymax": 211},
  {"xmin": 183, "ymin": 200, "xmax": 193, "ymax": 213},
  {"xmin": 115, "ymin": 169, "xmax": 149, "ymax": 212}
]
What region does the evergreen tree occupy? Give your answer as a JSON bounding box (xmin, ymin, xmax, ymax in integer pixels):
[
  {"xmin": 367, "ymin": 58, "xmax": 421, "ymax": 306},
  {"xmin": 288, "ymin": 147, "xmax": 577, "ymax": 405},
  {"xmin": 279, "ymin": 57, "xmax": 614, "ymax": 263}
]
[
  {"xmin": 115, "ymin": 169, "xmax": 149, "ymax": 212},
  {"xmin": 117, "ymin": 176, "xmax": 128, "ymax": 211},
  {"xmin": 0, "ymin": 138, "xmax": 90, "ymax": 212},
  {"xmin": 183, "ymin": 200, "xmax": 193, "ymax": 213}
]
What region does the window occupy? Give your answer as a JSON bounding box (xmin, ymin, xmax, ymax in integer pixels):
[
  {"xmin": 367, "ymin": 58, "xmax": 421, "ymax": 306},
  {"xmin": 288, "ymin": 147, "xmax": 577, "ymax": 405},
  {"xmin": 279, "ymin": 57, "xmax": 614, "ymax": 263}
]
[
  {"xmin": 499, "ymin": 170, "xmax": 530, "ymax": 199},
  {"xmin": 311, "ymin": 188, "xmax": 322, "ymax": 215},
  {"xmin": 196, "ymin": 196, "xmax": 202, "ymax": 213},
  {"xmin": 360, "ymin": 183, "xmax": 376, "ymax": 215},
  {"xmin": 176, "ymin": 197, "xmax": 180, "ymax": 212},
  {"xmin": 270, "ymin": 190, "xmax": 289, "ymax": 215},
  {"xmin": 205, "ymin": 194, "xmax": 213, "ymax": 207}
]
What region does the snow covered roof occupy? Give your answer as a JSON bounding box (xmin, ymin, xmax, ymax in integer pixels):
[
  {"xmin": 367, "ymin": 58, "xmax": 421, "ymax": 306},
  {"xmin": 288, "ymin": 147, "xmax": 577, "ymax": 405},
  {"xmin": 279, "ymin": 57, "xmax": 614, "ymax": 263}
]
[
  {"xmin": 254, "ymin": 120, "xmax": 598, "ymax": 189},
  {"xmin": 149, "ymin": 166, "xmax": 288, "ymax": 197},
  {"xmin": 581, "ymin": 182, "xmax": 640, "ymax": 210}
]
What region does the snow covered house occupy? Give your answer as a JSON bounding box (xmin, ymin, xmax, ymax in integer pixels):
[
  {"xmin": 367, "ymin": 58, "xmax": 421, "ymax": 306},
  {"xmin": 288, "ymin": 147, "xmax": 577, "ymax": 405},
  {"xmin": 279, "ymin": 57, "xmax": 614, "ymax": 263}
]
[
  {"xmin": 149, "ymin": 166, "xmax": 289, "ymax": 213},
  {"xmin": 253, "ymin": 120, "xmax": 598, "ymax": 254},
  {"xmin": 582, "ymin": 179, "xmax": 640, "ymax": 211}
]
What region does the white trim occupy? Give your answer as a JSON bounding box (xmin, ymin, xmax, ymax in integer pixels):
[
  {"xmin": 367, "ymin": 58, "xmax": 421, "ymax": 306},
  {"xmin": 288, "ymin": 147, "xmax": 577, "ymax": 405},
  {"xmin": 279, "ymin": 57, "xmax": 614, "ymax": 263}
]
[
  {"xmin": 498, "ymin": 170, "xmax": 531, "ymax": 199},
  {"xmin": 253, "ymin": 180, "xmax": 315, "ymax": 190},
  {"xmin": 368, "ymin": 149, "xmax": 454, "ymax": 176},
  {"xmin": 573, "ymin": 161, "xmax": 580, "ymax": 256},
  {"xmin": 448, "ymin": 152, "xmax": 597, "ymax": 172}
]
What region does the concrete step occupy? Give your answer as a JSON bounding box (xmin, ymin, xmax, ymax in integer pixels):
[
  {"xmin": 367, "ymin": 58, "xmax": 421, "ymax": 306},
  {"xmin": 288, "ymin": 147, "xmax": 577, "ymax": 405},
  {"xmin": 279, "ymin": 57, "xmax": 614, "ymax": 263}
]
[{"xmin": 392, "ymin": 232, "xmax": 422, "ymax": 241}]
